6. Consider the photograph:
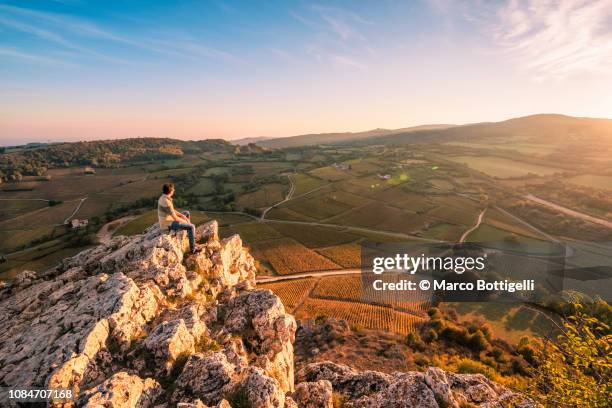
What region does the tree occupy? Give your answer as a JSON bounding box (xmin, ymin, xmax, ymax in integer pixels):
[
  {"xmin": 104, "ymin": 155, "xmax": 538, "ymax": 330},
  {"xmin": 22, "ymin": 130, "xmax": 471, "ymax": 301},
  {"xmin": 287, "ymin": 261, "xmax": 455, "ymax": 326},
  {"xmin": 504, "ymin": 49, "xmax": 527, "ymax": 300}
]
[{"xmin": 532, "ymin": 303, "xmax": 611, "ymax": 407}]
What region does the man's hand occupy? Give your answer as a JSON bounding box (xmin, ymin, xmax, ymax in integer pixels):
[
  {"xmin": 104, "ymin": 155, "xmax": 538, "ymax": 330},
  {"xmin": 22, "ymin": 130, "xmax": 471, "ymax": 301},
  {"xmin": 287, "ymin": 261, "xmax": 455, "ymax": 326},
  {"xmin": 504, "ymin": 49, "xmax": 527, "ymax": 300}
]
[
  {"xmin": 177, "ymin": 212, "xmax": 190, "ymax": 222},
  {"xmin": 172, "ymin": 210, "xmax": 188, "ymax": 223}
]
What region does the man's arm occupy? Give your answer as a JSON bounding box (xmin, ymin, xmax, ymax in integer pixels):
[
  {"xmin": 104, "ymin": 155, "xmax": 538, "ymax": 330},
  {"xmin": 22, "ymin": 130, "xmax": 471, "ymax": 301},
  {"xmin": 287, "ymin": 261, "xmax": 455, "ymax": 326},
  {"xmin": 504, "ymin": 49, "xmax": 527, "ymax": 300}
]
[
  {"xmin": 169, "ymin": 201, "xmax": 189, "ymax": 222},
  {"xmin": 174, "ymin": 211, "xmax": 189, "ymax": 222}
]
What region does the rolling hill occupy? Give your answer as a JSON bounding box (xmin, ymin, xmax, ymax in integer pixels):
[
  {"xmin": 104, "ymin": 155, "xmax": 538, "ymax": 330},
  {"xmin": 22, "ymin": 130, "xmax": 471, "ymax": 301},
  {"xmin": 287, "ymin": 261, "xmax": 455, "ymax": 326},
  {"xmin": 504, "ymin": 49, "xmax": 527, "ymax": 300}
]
[
  {"xmin": 251, "ymin": 114, "xmax": 612, "ymax": 149},
  {"xmin": 356, "ymin": 114, "xmax": 612, "ymax": 146},
  {"xmin": 256, "ymin": 124, "xmax": 456, "ymax": 148}
]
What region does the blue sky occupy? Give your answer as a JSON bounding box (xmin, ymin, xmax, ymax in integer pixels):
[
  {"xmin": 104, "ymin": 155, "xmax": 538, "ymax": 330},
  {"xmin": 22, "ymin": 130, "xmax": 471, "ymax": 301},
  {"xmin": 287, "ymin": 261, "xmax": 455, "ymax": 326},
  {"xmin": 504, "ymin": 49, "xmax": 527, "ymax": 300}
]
[{"xmin": 1, "ymin": 0, "xmax": 611, "ymax": 144}]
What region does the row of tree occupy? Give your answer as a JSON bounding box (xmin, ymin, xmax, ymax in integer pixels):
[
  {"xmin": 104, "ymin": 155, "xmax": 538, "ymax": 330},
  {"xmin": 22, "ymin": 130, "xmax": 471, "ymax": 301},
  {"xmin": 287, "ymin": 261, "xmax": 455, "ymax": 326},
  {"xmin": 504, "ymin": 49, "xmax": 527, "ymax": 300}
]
[{"xmin": 0, "ymin": 138, "xmax": 234, "ymax": 182}]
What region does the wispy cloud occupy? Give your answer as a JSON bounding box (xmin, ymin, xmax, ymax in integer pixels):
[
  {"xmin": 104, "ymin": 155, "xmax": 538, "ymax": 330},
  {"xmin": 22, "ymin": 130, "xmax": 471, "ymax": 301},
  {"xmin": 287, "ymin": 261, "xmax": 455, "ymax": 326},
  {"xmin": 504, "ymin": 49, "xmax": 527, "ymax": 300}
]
[
  {"xmin": 291, "ymin": 4, "xmax": 373, "ymax": 70},
  {"xmin": 0, "ymin": 14, "xmax": 130, "ymax": 64},
  {"xmin": 0, "ymin": 4, "xmax": 236, "ymax": 66},
  {"xmin": 0, "ymin": 45, "xmax": 71, "ymax": 66},
  {"xmin": 309, "ymin": 4, "xmax": 372, "ymax": 41},
  {"xmin": 290, "ymin": 11, "xmax": 318, "ymax": 29},
  {"xmin": 426, "ymin": 0, "xmax": 612, "ymax": 80},
  {"xmin": 494, "ymin": 0, "xmax": 612, "ymax": 80}
]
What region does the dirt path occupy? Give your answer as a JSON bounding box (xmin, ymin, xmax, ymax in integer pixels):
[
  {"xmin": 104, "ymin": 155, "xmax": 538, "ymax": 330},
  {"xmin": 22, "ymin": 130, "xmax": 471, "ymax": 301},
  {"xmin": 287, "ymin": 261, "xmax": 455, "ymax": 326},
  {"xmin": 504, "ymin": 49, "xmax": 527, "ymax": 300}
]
[
  {"xmin": 524, "ymin": 194, "xmax": 612, "ymax": 229},
  {"xmin": 260, "ymin": 174, "xmax": 295, "ymax": 221},
  {"xmin": 96, "ymin": 215, "xmax": 138, "ymax": 245},
  {"xmin": 63, "ymin": 197, "xmax": 87, "ymax": 224},
  {"xmin": 459, "ymin": 208, "xmax": 486, "ymax": 243}
]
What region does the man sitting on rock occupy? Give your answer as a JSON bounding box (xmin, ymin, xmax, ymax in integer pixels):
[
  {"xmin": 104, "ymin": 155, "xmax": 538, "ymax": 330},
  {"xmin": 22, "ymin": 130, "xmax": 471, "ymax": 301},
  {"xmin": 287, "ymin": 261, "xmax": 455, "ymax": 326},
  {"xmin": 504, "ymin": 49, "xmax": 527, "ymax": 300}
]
[{"xmin": 158, "ymin": 183, "xmax": 200, "ymax": 253}]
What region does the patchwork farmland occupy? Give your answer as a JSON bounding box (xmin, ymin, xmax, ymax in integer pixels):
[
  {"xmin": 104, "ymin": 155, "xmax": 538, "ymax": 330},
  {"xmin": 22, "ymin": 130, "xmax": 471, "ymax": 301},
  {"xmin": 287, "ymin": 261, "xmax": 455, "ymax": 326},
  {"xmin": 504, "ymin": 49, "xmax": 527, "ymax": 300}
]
[{"xmin": 2, "ymin": 127, "xmax": 610, "ymax": 356}]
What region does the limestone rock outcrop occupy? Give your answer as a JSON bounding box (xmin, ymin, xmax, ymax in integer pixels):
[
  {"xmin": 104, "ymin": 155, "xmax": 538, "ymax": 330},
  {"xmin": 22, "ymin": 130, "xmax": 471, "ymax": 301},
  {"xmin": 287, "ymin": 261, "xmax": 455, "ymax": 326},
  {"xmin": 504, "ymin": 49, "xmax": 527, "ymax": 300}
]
[
  {"xmin": 0, "ymin": 221, "xmax": 291, "ymax": 407},
  {"xmin": 77, "ymin": 372, "xmax": 162, "ymax": 408},
  {"xmin": 297, "ymin": 362, "xmax": 537, "ymax": 408},
  {"xmin": 291, "ymin": 380, "xmax": 333, "ymax": 408},
  {"xmin": 0, "ymin": 219, "xmax": 536, "ymax": 408}
]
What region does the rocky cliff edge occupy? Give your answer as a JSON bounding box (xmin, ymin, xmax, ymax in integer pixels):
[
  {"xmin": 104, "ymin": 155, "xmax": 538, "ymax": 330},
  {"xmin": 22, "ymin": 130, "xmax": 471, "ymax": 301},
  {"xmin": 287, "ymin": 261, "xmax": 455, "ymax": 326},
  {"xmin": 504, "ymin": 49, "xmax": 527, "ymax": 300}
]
[{"xmin": 0, "ymin": 221, "xmax": 536, "ymax": 408}]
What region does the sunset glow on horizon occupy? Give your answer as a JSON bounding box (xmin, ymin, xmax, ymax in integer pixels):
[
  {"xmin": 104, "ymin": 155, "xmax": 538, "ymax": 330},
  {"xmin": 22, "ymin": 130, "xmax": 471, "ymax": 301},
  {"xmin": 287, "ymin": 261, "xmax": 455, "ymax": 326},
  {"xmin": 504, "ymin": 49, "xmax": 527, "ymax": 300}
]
[{"xmin": 1, "ymin": 0, "xmax": 612, "ymax": 145}]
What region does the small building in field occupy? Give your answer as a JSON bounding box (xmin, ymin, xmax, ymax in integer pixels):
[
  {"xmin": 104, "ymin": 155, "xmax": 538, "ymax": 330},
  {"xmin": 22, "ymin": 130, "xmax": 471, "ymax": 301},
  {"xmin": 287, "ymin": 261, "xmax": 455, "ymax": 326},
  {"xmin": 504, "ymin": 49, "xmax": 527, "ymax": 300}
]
[
  {"xmin": 71, "ymin": 219, "xmax": 89, "ymax": 229},
  {"xmin": 84, "ymin": 167, "xmax": 96, "ymax": 174}
]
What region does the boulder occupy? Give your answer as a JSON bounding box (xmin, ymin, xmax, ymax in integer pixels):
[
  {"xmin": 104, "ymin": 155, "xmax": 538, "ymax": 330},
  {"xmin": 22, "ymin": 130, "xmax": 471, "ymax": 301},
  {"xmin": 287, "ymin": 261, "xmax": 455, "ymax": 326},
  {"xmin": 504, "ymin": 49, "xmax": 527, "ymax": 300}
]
[
  {"xmin": 143, "ymin": 319, "xmax": 195, "ymax": 376},
  {"xmin": 196, "ymin": 220, "xmax": 219, "ymax": 242},
  {"xmin": 291, "ymin": 380, "xmax": 334, "ymax": 408},
  {"xmin": 237, "ymin": 367, "xmax": 285, "ymax": 408},
  {"xmin": 172, "ymin": 352, "xmax": 238, "ymax": 406},
  {"xmin": 224, "ymin": 289, "xmax": 296, "ymax": 392},
  {"xmin": 78, "ymin": 372, "xmax": 162, "ymax": 408}
]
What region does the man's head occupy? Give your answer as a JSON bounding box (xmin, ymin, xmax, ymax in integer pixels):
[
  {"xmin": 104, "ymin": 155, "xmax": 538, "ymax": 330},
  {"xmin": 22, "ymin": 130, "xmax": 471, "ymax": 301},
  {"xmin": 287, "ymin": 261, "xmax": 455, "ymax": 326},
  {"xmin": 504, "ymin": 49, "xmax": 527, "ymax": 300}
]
[{"xmin": 162, "ymin": 183, "xmax": 175, "ymax": 197}]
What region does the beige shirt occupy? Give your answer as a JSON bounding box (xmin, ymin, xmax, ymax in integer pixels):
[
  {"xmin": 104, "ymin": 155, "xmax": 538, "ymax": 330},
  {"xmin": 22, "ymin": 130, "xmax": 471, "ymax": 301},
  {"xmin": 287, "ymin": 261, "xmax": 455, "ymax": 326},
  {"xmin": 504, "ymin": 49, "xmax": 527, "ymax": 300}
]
[{"xmin": 158, "ymin": 194, "xmax": 175, "ymax": 230}]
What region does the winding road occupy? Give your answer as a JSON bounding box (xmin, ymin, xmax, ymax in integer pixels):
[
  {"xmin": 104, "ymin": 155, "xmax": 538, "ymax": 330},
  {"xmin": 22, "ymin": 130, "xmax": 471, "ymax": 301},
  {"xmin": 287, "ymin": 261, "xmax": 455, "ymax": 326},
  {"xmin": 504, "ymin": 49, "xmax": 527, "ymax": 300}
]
[
  {"xmin": 524, "ymin": 194, "xmax": 612, "ymax": 229},
  {"xmin": 459, "ymin": 208, "xmax": 486, "ymax": 243},
  {"xmin": 63, "ymin": 197, "xmax": 88, "ymax": 224}
]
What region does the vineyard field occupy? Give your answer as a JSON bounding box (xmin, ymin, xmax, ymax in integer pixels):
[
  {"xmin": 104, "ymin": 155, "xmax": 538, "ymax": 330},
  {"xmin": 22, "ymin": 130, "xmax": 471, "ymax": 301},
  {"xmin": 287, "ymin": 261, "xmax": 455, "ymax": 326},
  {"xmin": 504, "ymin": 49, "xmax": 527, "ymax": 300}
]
[
  {"xmin": 293, "ymin": 298, "xmax": 425, "ymax": 335},
  {"xmin": 311, "ymin": 275, "xmax": 431, "ymax": 315},
  {"xmin": 259, "ymin": 278, "xmax": 317, "ymax": 312},
  {"xmin": 316, "ymin": 244, "xmax": 361, "ymax": 268},
  {"xmin": 251, "ymin": 238, "xmax": 339, "ymax": 275}
]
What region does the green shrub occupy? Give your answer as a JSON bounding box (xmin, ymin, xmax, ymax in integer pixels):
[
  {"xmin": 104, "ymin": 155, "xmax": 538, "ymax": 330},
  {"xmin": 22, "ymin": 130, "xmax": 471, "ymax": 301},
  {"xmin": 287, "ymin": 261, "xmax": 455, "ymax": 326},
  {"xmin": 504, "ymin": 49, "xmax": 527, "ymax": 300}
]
[
  {"xmin": 532, "ymin": 305, "xmax": 611, "ymax": 407},
  {"xmin": 405, "ymin": 332, "xmax": 425, "ymax": 351},
  {"xmin": 456, "ymin": 358, "xmax": 498, "ymax": 381},
  {"xmin": 467, "ymin": 330, "xmax": 489, "ymax": 351}
]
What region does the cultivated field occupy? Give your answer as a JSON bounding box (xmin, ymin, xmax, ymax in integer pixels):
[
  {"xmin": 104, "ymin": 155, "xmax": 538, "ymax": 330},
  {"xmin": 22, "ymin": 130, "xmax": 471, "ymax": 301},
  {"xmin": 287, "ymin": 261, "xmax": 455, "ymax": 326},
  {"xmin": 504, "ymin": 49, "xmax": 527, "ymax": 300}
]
[
  {"xmin": 251, "ymin": 238, "xmax": 340, "ymax": 275},
  {"xmin": 447, "ymin": 156, "xmax": 561, "ymax": 178},
  {"xmin": 291, "ymin": 173, "xmax": 327, "ymax": 195},
  {"xmin": 567, "ymin": 174, "xmax": 612, "ymax": 191},
  {"xmin": 236, "ymin": 183, "xmax": 286, "ymax": 209},
  {"xmin": 259, "ymin": 278, "xmax": 317, "ymax": 312},
  {"xmin": 268, "ymin": 223, "xmax": 359, "ymax": 248},
  {"xmin": 316, "ymin": 244, "xmax": 361, "ymax": 268},
  {"xmin": 294, "ymin": 298, "xmax": 425, "ymax": 335}
]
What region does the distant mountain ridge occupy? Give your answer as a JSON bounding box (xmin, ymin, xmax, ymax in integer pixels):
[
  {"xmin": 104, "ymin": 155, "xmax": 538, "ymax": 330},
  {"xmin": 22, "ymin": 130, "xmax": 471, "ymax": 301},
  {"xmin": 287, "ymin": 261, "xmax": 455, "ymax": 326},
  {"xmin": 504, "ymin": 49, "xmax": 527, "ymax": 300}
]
[
  {"xmin": 254, "ymin": 124, "xmax": 456, "ymax": 148},
  {"xmin": 361, "ymin": 114, "xmax": 612, "ymax": 146},
  {"xmin": 248, "ymin": 114, "xmax": 612, "ymax": 148}
]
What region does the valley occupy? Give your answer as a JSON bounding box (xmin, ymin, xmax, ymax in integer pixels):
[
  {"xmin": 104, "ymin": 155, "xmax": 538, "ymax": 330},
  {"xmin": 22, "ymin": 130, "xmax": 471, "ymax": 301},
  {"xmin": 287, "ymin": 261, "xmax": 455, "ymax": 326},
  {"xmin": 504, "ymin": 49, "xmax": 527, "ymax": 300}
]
[{"xmin": 1, "ymin": 114, "xmax": 611, "ymax": 393}]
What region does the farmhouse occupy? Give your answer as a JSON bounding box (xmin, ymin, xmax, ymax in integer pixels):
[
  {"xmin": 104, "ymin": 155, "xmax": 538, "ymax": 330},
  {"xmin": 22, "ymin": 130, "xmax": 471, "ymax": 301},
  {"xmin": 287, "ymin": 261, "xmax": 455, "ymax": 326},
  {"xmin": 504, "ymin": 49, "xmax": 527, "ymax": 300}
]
[{"xmin": 70, "ymin": 219, "xmax": 89, "ymax": 229}]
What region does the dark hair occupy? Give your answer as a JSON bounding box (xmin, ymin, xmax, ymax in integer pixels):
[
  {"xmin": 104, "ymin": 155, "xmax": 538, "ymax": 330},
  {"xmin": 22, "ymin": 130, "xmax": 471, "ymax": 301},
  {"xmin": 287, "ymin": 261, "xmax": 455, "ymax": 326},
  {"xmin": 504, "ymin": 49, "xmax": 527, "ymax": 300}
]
[{"xmin": 162, "ymin": 183, "xmax": 175, "ymax": 195}]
